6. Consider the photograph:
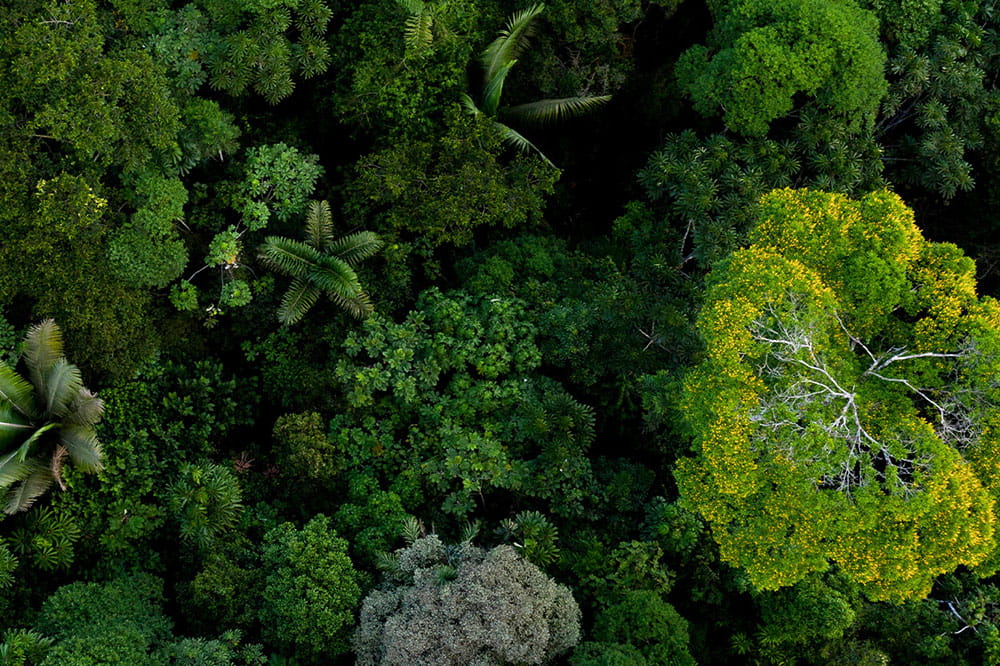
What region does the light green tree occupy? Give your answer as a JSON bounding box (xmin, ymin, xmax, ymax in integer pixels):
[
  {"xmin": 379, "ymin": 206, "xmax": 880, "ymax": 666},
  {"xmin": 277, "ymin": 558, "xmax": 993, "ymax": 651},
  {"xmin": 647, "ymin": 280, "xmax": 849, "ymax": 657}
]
[{"xmin": 674, "ymin": 188, "xmax": 1000, "ymax": 602}]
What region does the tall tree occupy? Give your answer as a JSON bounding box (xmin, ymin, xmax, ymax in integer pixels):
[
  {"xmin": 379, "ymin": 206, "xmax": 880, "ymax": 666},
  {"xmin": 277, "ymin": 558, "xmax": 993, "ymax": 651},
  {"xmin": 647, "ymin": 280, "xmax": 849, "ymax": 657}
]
[{"xmin": 673, "ymin": 188, "xmax": 1000, "ymax": 601}]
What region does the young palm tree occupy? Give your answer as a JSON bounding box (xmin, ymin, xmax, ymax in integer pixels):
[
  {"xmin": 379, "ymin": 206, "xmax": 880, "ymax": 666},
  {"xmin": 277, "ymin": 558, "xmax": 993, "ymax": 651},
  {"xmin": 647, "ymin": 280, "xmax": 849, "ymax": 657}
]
[
  {"xmin": 0, "ymin": 320, "xmax": 103, "ymax": 514},
  {"xmin": 461, "ymin": 3, "xmax": 611, "ymax": 166},
  {"xmin": 258, "ymin": 200, "xmax": 383, "ymax": 325}
]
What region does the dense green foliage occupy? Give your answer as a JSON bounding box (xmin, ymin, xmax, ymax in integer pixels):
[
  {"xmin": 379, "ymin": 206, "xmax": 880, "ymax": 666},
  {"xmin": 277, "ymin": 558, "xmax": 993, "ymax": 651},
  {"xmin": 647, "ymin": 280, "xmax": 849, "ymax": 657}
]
[{"xmin": 6, "ymin": 0, "xmax": 1000, "ymax": 663}]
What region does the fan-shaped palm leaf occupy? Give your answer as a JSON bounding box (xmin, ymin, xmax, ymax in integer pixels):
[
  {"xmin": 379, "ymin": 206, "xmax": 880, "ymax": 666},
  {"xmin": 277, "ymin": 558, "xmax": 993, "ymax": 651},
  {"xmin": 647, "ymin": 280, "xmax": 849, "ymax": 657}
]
[
  {"xmin": 0, "ymin": 365, "xmax": 36, "ymax": 419},
  {"xmin": 304, "ymin": 200, "xmax": 335, "ymax": 252},
  {"xmin": 483, "ymin": 60, "xmax": 517, "ymax": 116},
  {"xmin": 23, "ymin": 319, "xmax": 63, "ymax": 400},
  {"xmin": 277, "ymin": 278, "xmax": 322, "ymax": 325},
  {"xmin": 504, "ymin": 95, "xmax": 612, "ymax": 124},
  {"xmin": 5, "ymin": 463, "xmax": 54, "ymax": 514},
  {"xmin": 43, "ymin": 359, "xmax": 83, "ymax": 419},
  {"xmin": 62, "ymin": 388, "xmax": 104, "ymax": 427},
  {"xmin": 327, "ymin": 232, "xmax": 384, "ymax": 266},
  {"xmin": 259, "ymin": 237, "xmax": 324, "ymax": 278},
  {"xmin": 481, "ymin": 3, "xmax": 544, "ymax": 84},
  {"xmin": 59, "ymin": 426, "xmax": 103, "ymax": 473}
]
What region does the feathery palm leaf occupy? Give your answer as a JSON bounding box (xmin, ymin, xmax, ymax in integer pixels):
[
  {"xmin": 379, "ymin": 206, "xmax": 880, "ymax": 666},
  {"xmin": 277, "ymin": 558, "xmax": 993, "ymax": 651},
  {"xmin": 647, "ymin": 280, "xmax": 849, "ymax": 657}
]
[
  {"xmin": 259, "ymin": 237, "xmax": 324, "ymax": 278},
  {"xmin": 277, "ymin": 278, "xmax": 322, "ymax": 325},
  {"xmin": 504, "ymin": 95, "xmax": 612, "ymax": 124},
  {"xmin": 496, "ymin": 122, "xmax": 555, "ymax": 168},
  {"xmin": 308, "ymin": 258, "xmax": 363, "ymax": 299},
  {"xmin": 43, "ymin": 359, "xmax": 83, "ymax": 419},
  {"xmin": 304, "ymin": 200, "xmax": 335, "ymax": 252},
  {"xmin": 460, "ymin": 92, "xmax": 483, "ymax": 117},
  {"xmin": 23, "ymin": 319, "xmax": 63, "ymax": 401},
  {"xmin": 5, "ymin": 463, "xmax": 54, "ymax": 514},
  {"xmin": 329, "ymin": 290, "xmax": 374, "ymax": 320},
  {"xmin": 327, "ymin": 232, "xmax": 385, "ymax": 266},
  {"xmin": 0, "ymin": 365, "xmax": 35, "ymax": 419},
  {"xmin": 59, "ymin": 426, "xmax": 103, "ymax": 473},
  {"xmin": 481, "ymin": 3, "xmax": 544, "ymax": 84},
  {"xmin": 482, "ymin": 60, "xmax": 517, "ymax": 116},
  {"xmin": 0, "ymin": 405, "xmax": 31, "ymax": 451},
  {"xmin": 405, "ymin": 12, "xmax": 434, "ymax": 54},
  {"xmin": 62, "ymin": 388, "xmax": 104, "ymax": 427}
]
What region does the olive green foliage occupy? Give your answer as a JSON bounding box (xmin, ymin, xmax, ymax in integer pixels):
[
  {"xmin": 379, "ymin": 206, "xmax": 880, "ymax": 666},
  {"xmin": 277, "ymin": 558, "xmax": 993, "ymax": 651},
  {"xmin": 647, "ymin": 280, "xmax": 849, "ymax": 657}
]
[
  {"xmin": 347, "ymin": 109, "xmax": 557, "ymax": 258},
  {"xmin": 576, "ymin": 591, "xmax": 695, "ymax": 666},
  {"xmin": 167, "ymin": 463, "xmax": 244, "ymax": 550},
  {"xmin": 333, "ymin": 474, "xmax": 413, "ymax": 567},
  {"xmin": 107, "ymin": 172, "xmax": 189, "ymax": 289},
  {"xmin": 677, "ymin": 0, "xmax": 887, "ymax": 136},
  {"xmin": 259, "ymin": 200, "xmax": 383, "ymax": 323},
  {"xmin": 332, "ymin": 287, "xmax": 597, "ymax": 517},
  {"xmin": 329, "ymin": 0, "xmax": 482, "ymax": 140},
  {"xmin": 755, "ymin": 575, "xmax": 857, "ymax": 646},
  {"xmin": 355, "ymin": 535, "xmax": 581, "ymax": 665},
  {"xmin": 260, "ymin": 515, "xmax": 362, "ymax": 662},
  {"xmin": 676, "ymin": 188, "xmax": 1000, "ymax": 601},
  {"xmin": 272, "ymin": 411, "xmax": 341, "ymax": 483},
  {"xmin": 0, "ymin": 320, "xmax": 103, "ymax": 514}
]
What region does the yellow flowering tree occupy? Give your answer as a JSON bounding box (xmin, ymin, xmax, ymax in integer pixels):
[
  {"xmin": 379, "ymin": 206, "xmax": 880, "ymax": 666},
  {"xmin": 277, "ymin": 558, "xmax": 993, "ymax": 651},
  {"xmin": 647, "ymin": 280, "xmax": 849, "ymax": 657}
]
[{"xmin": 676, "ymin": 188, "xmax": 1000, "ymax": 602}]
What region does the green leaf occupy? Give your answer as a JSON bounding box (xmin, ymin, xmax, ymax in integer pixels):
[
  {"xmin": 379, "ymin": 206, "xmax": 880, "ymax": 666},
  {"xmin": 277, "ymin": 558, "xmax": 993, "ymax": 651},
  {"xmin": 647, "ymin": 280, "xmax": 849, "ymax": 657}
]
[
  {"xmin": 59, "ymin": 426, "xmax": 103, "ymax": 473},
  {"xmin": 278, "ymin": 278, "xmax": 321, "ymax": 325},
  {"xmin": 495, "ymin": 122, "xmax": 556, "ymax": 168},
  {"xmin": 43, "ymin": 359, "xmax": 83, "ymax": 419},
  {"xmin": 0, "ymin": 364, "xmax": 36, "ymax": 419},
  {"xmin": 23, "ymin": 319, "xmax": 63, "ymax": 398},
  {"xmin": 309, "ymin": 258, "xmax": 363, "ymax": 300},
  {"xmin": 62, "ymin": 388, "xmax": 103, "ymax": 426},
  {"xmin": 304, "ymin": 200, "xmax": 334, "ymax": 251},
  {"xmin": 481, "ymin": 3, "xmax": 544, "ymax": 85},
  {"xmin": 504, "ymin": 95, "xmax": 611, "ymax": 124},
  {"xmin": 5, "ymin": 463, "xmax": 54, "ymax": 514},
  {"xmin": 0, "ymin": 404, "xmax": 32, "ymax": 450},
  {"xmin": 482, "ymin": 60, "xmax": 517, "ymax": 117},
  {"xmin": 259, "ymin": 236, "xmax": 323, "ymax": 278},
  {"xmin": 327, "ymin": 231, "xmax": 384, "ymax": 266}
]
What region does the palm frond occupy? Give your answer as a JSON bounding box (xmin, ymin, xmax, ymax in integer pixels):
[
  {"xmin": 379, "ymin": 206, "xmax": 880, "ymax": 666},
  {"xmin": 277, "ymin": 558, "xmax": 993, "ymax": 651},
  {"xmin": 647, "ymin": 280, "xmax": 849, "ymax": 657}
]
[
  {"xmin": 42, "ymin": 359, "xmax": 83, "ymax": 419},
  {"xmin": 59, "ymin": 426, "xmax": 103, "ymax": 473},
  {"xmin": 23, "ymin": 319, "xmax": 63, "ymax": 397},
  {"xmin": 0, "ymin": 365, "xmax": 35, "ymax": 419},
  {"xmin": 481, "ymin": 3, "xmax": 544, "ymax": 85},
  {"xmin": 460, "ymin": 93, "xmax": 483, "ymax": 117},
  {"xmin": 277, "ymin": 278, "xmax": 321, "ymax": 325},
  {"xmin": 0, "ymin": 405, "xmax": 32, "ymax": 451},
  {"xmin": 327, "ymin": 231, "xmax": 384, "ymax": 266},
  {"xmin": 0, "ymin": 447, "xmax": 32, "ymax": 488},
  {"xmin": 482, "ymin": 60, "xmax": 517, "ymax": 116},
  {"xmin": 308, "ymin": 258, "xmax": 363, "ymax": 299},
  {"xmin": 329, "ymin": 290, "xmax": 374, "ymax": 320},
  {"xmin": 259, "ymin": 237, "xmax": 322, "ymax": 278},
  {"xmin": 504, "ymin": 94, "xmax": 611, "ymax": 124},
  {"xmin": 404, "ymin": 12, "xmax": 434, "ymax": 55},
  {"xmin": 5, "ymin": 463, "xmax": 53, "ymax": 514},
  {"xmin": 51, "ymin": 444, "xmax": 68, "ymax": 490},
  {"xmin": 63, "ymin": 388, "xmax": 103, "ymax": 427},
  {"xmin": 495, "ymin": 121, "xmax": 557, "ymax": 168},
  {"xmin": 304, "ymin": 200, "xmax": 334, "ymax": 251}
]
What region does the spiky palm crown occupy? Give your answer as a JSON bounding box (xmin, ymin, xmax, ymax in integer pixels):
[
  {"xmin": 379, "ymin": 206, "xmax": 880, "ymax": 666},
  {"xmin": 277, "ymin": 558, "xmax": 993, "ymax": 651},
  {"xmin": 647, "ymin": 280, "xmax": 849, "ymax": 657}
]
[
  {"xmin": 462, "ymin": 3, "xmax": 611, "ymax": 166},
  {"xmin": 0, "ymin": 320, "xmax": 103, "ymax": 514},
  {"xmin": 259, "ymin": 200, "xmax": 383, "ymax": 324}
]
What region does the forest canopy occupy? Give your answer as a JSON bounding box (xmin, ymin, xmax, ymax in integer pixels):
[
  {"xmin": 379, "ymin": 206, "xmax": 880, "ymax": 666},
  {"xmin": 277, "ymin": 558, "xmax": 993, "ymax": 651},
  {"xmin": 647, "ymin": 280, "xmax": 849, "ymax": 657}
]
[{"xmin": 4, "ymin": 0, "xmax": 1000, "ymax": 664}]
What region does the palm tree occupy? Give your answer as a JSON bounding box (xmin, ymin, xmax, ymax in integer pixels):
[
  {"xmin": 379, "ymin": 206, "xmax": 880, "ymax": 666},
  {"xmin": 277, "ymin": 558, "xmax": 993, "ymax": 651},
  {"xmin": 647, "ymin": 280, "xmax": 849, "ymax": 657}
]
[
  {"xmin": 258, "ymin": 200, "xmax": 383, "ymax": 325},
  {"xmin": 461, "ymin": 3, "xmax": 611, "ymax": 166},
  {"xmin": 0, "ymin": 320, "xmax": 103, "ymax": 514}
]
